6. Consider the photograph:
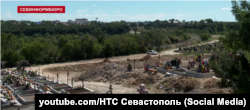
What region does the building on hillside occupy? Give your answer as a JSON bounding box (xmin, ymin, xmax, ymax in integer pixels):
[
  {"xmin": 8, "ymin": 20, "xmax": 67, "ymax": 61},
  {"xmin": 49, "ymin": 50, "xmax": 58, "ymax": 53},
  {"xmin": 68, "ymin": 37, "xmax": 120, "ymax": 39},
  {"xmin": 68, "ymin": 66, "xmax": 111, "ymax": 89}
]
[
  {"xmin": 12, "ymin": 21, "xmax": 22, "ymax": 25},
  {"xmin": 62, "ymin": 22, "xmax": 69, "ymax": 26},
  {"xmin": 75, "ymin": 18, "xmax": 89, "ymax": 25},
  {"xmin": 52, "ymin": 20, "xmax": 60, "ymax": 24},
  {"xmin": 67, "ymin": 20, "xmax": 75, "ymax": 24}
]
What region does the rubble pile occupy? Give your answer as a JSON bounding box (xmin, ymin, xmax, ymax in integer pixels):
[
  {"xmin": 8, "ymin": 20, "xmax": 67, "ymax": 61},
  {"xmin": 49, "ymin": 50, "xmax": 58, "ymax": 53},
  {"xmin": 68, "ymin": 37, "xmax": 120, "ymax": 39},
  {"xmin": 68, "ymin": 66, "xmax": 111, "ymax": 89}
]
[
  {"xmin": 157, "ymin": 76, "xmax": 200, "ymax": 92},
  {"xmin": 77, "ymin": 63, "xmax": 125, "ymax": 82},
  {"xmin": 102, "ymin": 58, "xmax": 112, "ymax": 63},
  {"xmin": 140, "ymin": 55, "xmax": 152, "ymax": 61},
  {"xmin": 203, "ymin": 79, "xmax": 220, "ymax": 89},
  {"xmin": 78, "ymin": 63, "xmax": 162, "ymax": 86}
]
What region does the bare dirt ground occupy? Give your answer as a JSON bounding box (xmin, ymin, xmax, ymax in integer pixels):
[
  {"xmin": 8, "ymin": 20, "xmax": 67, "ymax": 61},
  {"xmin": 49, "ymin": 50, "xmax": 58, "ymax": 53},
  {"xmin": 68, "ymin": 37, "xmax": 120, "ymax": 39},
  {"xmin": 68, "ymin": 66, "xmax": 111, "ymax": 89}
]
[{"xmin": 9, "ymin": 36, "xmax": 226, "ymax": 94}]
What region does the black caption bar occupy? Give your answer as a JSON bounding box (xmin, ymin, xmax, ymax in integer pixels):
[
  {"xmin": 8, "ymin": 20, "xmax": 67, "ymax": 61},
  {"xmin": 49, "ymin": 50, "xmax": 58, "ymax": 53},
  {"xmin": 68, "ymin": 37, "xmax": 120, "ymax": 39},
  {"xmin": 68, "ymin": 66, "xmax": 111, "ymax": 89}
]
[{"xmin": 35, "ymin": 94, "xmax": 248, "ymax": 109}]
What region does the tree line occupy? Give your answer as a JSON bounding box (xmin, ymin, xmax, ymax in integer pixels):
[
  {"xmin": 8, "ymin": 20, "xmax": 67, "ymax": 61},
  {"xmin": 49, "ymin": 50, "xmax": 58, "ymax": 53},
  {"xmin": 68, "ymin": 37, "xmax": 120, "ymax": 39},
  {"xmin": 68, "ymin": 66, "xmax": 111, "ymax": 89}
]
[{"xmin": 1, "ymin": 28, "xmax": 190, "ymax": 67}]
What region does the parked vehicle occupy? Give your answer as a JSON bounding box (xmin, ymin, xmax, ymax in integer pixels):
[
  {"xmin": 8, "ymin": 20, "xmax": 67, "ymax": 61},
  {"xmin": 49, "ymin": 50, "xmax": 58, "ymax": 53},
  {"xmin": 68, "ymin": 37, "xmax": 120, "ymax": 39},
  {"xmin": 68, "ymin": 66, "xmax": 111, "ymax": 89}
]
[{"xmin": 148, "ymin": 50, "xmax": 157, "ymax": 55}]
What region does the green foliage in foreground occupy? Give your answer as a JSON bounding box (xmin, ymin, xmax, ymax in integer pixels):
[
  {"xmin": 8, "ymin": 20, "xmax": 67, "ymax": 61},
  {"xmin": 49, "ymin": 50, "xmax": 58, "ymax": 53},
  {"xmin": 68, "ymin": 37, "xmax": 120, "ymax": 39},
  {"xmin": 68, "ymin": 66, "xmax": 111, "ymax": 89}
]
[{"xmin": 210, "ymin": 0, "xmax": 250, "ymax": 94}]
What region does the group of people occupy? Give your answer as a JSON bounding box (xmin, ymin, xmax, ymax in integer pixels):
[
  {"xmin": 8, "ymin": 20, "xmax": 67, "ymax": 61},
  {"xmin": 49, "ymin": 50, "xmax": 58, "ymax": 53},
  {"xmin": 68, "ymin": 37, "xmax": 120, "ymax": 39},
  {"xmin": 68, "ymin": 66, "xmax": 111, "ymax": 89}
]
[
  {"xmin": 194, "ymin": 55, "xmax": 210, "ymax": 73},
  {"xmin": 144, "ymin": 64, "xmax": 156, "ymax": 72},
  {"xmin": 164, "ymin": 58, "xmax": 181, "ymax": 69}
]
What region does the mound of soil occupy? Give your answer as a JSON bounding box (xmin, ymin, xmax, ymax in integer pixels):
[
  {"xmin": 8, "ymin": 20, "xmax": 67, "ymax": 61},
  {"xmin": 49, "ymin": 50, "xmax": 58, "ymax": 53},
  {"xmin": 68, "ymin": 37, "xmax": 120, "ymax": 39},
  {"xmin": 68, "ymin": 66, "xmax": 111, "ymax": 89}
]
[
  {"xmin": 102, "ymin": 58, "xmax": 112, "ymax": 63},
  {"xmin": 140, "ymin": 55, "xmax": 152, "ymax": 61},
  {"xmin": 77, "ymin": 63, "xmax": 162, "ymax": 86},
  {"xmin": 157, "ymin": 76, "xmax": 200, "ymax": 92},
  {"xmin": 77, "ymin": 63, "xmax": 125, "ymax": 82},
  {"xmin": 203, "ymin": 79, "xmax": 220, "ymax": 89}
]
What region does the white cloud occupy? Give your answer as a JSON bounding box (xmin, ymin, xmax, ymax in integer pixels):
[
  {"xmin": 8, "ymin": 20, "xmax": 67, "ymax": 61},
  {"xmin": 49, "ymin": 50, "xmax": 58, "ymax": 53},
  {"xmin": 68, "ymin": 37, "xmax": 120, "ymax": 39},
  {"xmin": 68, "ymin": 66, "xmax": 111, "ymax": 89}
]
[
  {"xmin": 221, "ymin": 7, "xmax": 230, "ymax": 10},
  {"xmin": 115, "ymin": 11, "xmax": 120, "ymax": 13},
  {"xmin": 77, "ymin": 10, "xmax": 86, "ymax": 13},
  {"xmin": 93, "ymin": 10, "xmax": 103, "ymax": 13},
  {"xmin": 2, "ymin": 12, "xmax": 12, "ymax": 18},
  {"xmin": 93, "ymin": 4, "xmax": 96, "ymax": 6}
]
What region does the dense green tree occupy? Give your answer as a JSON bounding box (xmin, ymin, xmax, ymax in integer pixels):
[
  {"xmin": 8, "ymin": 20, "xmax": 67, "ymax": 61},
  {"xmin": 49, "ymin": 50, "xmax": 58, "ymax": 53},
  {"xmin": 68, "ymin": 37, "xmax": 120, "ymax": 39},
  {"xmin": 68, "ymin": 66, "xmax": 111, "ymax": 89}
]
[
  {"xmin": 205, "ymin": 18, "xmax": 213, "ymax": 23},
  {"xmin": 210, "ymin": 0, "xmax": 250, "ymax": 94}
]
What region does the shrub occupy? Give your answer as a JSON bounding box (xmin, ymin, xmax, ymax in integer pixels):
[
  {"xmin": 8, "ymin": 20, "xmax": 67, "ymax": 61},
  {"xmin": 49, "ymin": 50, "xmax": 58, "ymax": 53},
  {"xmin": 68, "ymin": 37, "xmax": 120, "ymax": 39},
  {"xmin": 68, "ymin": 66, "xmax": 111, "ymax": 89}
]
[{"xmin": 200, "ymin": 33, "xmax": 211, "ymax": 41}]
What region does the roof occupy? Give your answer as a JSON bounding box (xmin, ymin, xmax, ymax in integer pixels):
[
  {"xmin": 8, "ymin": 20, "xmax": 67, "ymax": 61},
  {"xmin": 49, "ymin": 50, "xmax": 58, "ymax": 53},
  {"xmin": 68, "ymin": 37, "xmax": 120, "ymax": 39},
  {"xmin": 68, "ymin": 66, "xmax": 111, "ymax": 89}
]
[{"xmin": 76, "ymin": 18, "xmax": 88, "ymax": 20}]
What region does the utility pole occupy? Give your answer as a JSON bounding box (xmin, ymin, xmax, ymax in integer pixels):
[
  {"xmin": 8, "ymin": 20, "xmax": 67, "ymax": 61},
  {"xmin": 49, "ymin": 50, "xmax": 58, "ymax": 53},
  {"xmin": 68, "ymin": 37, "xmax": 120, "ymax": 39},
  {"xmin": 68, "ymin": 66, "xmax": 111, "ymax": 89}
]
[{"xmin": 42, "ymin": 71, "xmax": 43, "ymax": 76}]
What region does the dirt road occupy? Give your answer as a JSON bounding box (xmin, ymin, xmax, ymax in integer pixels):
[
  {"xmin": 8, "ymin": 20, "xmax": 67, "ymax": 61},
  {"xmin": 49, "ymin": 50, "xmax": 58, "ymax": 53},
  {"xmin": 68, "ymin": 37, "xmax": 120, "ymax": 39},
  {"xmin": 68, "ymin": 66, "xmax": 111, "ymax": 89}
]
[{"xmin": 11, "ymin": 38, "xmax": 218, "ymax": 94}]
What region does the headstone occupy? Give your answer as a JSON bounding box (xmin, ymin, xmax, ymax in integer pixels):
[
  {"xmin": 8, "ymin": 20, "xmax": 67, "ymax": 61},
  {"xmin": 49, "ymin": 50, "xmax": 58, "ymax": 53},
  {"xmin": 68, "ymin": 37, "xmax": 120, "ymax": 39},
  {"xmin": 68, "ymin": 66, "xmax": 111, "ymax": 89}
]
[
  {"xmin": 67, "ymin": 71, "xmax": 69, "ymax": 85},
  {"xmin": 127, "ymin": 64, "xmax": 132, "ymax": 71},
  {"xmin": 134, "ymin": 59, "xmax": 135, "ymax": 70}
]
